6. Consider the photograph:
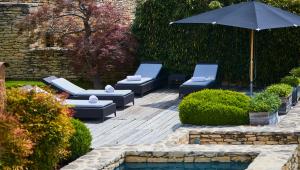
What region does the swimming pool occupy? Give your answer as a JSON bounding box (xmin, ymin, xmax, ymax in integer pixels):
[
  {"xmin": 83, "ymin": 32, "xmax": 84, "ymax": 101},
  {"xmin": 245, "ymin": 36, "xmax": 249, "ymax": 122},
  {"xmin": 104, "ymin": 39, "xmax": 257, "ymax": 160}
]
[{"xmin": 114, "ymin": 162, "xmax": 250, "ymax": 170}]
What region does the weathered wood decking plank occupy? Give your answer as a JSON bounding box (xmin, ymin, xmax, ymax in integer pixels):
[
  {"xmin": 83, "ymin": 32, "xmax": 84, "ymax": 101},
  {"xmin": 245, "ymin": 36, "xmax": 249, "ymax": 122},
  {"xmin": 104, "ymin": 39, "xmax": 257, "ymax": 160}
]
[{"xmin": 85, "ymin": 89, "xmax": 181, "ymax": 148}]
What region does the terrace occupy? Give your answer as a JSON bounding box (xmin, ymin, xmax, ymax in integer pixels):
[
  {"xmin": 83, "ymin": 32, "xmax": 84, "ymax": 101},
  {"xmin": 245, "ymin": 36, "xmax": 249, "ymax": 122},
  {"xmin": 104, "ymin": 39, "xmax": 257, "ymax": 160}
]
[
  {"xmin": 85, "ymin": 89, "xmax": 180, "ymax": 148},
  {"xmin": 1, "ymin": 0, "xmax": 300, "ymax": 170}
]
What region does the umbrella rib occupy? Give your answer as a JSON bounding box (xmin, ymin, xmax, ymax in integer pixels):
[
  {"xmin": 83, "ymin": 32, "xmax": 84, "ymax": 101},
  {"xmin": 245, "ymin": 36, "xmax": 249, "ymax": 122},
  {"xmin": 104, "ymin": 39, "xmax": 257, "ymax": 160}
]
[
  {"xmin": 262, "ymin": 4, "xmax": 297, "ymax": 26},
  {"xmin": 214, "ymin": 3, "xmax": 248, "ymax": 25},
  {"xmin": 253, "ymin": 2, "xmax": 259, "ymax": 30}
]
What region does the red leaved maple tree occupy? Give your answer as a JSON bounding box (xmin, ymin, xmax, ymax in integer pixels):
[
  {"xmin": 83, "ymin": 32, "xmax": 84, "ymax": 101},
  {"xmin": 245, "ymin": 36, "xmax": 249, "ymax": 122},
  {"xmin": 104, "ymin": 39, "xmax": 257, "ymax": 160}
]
[{"xmin": 19, "ymin": 0, "xmax": 137, "ymax": 88}]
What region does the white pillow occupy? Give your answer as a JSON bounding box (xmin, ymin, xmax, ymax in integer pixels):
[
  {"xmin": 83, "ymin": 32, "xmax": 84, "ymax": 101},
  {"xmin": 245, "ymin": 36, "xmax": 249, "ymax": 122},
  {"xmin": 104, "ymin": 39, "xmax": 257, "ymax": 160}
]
[
  {"xmin": 127, "ymin": 75, "xmax": 142, "ymax": 81},
  {"xmin": 89, "ymin": 95, "xmax": 98, "ymax": 104}
]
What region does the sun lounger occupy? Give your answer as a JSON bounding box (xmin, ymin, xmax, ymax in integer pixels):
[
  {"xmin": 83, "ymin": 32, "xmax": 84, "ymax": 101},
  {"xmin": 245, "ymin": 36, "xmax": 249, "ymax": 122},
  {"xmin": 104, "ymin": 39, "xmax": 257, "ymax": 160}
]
[
  {"xmin": 42, "ymin": 76, "xmax": 134, "ymax": 109},
  {"xmin": 21, "ymin": 85, "xmax": 116, "ymax": 121},
  {"xmin": 179, "ymin": 64, "xmax": 218, "ymax": 97},
  {"xmin": 115, "ymin": 62, "xmax": 164, "ymax": 96},
  {"xmin": 65, "ymin": 99, "xmax": 116, "ymax": 121}
]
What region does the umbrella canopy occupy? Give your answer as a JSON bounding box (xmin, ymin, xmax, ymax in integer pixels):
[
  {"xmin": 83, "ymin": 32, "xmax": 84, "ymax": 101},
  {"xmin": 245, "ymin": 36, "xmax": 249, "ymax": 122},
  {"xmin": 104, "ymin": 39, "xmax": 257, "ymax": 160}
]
[
  {"xmin": 172, "ymin": 1, "xmax": 300, "ymax": 30},
  {"xmin": 171, "ymin": 0, "xmax": 300, "ymax": 95}
]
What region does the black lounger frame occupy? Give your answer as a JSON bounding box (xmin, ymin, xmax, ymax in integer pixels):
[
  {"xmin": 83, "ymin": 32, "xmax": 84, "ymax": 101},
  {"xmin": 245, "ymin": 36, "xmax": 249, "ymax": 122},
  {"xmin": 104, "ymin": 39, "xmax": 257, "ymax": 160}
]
[
  {"xmin": 72, "ymin": 103, "xmax": 116, "ymax": 121},
  {"xmin": 42, "ymin": 76, "xmax": 134, "ymax": 109},
  {"xmin": 179, "ymin": 81, "xmax": 217, "ymax": 98}
]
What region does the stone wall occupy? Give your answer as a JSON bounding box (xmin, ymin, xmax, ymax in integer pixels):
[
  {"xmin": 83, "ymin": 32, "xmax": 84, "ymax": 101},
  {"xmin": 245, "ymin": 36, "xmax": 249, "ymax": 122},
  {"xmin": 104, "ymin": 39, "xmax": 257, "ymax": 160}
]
[
  {"xmin": 0, "ymin": 1, "xmax": 137, "ymax": 81},
  {"xmin": 189, "ymin": 132, "xmax": 299, "ymax": 145}
]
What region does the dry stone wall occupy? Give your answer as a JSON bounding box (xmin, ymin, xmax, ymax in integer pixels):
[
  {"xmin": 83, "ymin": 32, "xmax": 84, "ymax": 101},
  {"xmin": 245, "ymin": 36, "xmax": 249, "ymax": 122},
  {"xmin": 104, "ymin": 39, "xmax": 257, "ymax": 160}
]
[{"xmin": 0, "ymin": 0, "xmax": 137, "ymax": 81}]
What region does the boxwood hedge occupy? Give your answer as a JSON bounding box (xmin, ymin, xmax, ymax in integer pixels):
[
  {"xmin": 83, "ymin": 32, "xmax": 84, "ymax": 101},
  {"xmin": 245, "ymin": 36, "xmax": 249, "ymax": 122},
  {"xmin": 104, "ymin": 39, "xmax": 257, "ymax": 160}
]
[{"xmin": 179, "ymin": 89, "xmax": 250, "ymax": 125}]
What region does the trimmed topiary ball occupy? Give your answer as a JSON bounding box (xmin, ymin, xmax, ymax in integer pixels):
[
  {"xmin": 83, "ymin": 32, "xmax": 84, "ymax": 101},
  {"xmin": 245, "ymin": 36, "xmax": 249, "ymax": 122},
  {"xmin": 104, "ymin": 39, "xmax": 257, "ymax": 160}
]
[
  {"xmin": 68, "ymin": 119, "xmax": 92, "ymax": 161},
  {"xmin": 179, "ymin": 89, "xmax": 250, "ymax": 125}
]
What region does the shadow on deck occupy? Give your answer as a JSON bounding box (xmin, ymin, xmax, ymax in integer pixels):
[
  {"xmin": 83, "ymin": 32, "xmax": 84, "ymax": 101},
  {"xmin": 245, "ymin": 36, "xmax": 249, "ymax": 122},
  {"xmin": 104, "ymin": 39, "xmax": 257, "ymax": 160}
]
[{"xmin": 85, "ymin": 89, "xmax": 181, "ymax": 148}]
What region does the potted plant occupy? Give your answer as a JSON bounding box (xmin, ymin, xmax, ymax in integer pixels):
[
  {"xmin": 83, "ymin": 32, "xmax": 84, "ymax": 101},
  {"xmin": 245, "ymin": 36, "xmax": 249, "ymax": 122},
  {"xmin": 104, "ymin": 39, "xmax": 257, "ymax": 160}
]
[
  {"xmin": 290, "ymin": 67, "xmax": 300, "ymax": 103},
  {"xmin": 265, "ymin": 83, "xmax": 293, "ymax": 115},
  {"xmin": 280, "ymin": 75, "xmax": 300, "ymax": 106},
  {"xmin": 249, "ymin": 92, "xmax": 281, "ymax": 125}
]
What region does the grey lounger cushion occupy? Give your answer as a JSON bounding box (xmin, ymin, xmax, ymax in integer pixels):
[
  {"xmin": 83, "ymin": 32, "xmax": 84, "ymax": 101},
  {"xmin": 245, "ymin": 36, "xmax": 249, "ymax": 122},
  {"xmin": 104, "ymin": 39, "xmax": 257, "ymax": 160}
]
[
  {"xmin": 116, "ymin": 63, "xmax": 162, "ymax": 85},
  {"xmin": 65, "ymin": 99, "xmax": 113, "ymax": 108},
  {"xmin": 84, "ymin": 90, "xmax": 132, "ymax": 96},
  {"xmin": 51, "ymin": 78, "xmax": 85, "ymax": 95},
  {"xmin": 193, "ymin": 64, "xmax": 218, "ymax": 79},
  {"xmin": 51, "ymin": 78, "xmax": 132, "ymax": 96},
  {"xmin": 183, "ymin": 64, "xmax": 218, "ymax": 86},
  {"xmin": 135, "ymin": 63, "xmax": 163, "ymax": 79},
  {"xmin": 182, "ymin": 79, "xmax": 213, "ymax": 86},
  {"xmin": 117, "ymin": 77, "xmax": 152, "ymax": 85}
]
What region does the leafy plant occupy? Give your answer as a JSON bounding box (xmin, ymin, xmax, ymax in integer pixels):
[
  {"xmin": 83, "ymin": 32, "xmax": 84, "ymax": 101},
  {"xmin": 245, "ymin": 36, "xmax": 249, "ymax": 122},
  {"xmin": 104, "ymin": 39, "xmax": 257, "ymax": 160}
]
[
  {"xmin": 209, "ymin": 1, "xmax": 223, "ymax": 9},
  {"xmin": 6, "ymin": 88, "xmax": 74, "ymax": 169},
  {"xmin": 265, "ymin": 83, "xmax": 293, "ymax": 98},
  {"xmin": 179, "ymin": 89, "xmax": 250, "ymax": 125},
  {"xmin": 67, "ymin": 119, "xmax": 92, "ymax": 161},
  {"xmin": 280, "ymin": 76, "xmax": 300, "ymax": 87},
  {"xmin": 0, "ymin": 113, "xmax": 33, "ymax": 169},
  {"xmin": 249, "ymin": 92, "xmax": 281, "ymax": 113},
  {"xmin": 290, "ymin": 67, "xmax": 300, "ymax": 78}
]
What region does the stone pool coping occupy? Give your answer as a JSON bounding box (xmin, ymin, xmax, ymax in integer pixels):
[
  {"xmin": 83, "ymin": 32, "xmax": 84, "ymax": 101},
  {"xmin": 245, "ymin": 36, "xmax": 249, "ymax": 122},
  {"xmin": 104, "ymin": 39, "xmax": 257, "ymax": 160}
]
[{"xmin": 61, "ymin": 144, "xmax": 298, "ymax": 170}]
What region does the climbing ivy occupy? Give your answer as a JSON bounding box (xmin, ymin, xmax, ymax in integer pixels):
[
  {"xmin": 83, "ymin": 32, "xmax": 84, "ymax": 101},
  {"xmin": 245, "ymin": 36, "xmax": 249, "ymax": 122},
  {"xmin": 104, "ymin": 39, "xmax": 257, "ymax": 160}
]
[{"xmin": 132, "ymin": 0, "xmax": 300, "ymax": 87}]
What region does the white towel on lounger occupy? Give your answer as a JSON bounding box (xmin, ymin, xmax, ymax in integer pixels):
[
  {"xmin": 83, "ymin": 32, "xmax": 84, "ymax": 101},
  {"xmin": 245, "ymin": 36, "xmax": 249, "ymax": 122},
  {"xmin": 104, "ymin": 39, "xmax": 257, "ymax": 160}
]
[
  {"xmin": 191, "ymin": 76, "xmax": 207, "ymax": 82},
  {"xmin": 127, "ymin": 75, "xmax": 142, "ymax": 81},
  {"xmin": 89, "ymin": 95, "xmax": 98, "ymax": 103}
]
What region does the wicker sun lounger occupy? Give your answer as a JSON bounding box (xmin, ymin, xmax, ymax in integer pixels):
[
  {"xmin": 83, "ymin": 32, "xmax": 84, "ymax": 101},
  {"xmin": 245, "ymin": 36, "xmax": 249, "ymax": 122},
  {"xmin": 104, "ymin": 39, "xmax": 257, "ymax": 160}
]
[
  {"xmin": 65, "ymin": 99, "xmax": 116, "ymax": 121},
  {"xmin": 43, "ymin": 76, "xmax": 134, "ymax": 109},
  {"xmin": 115, "ymin": 62, "xmax": 164, "ymax": 96},
  {"xmin": 179, "ymin": 64, "xmax": 218, "ymax": 98},
  {"xmin": 21, "ymin": 85, "xmax": 116, "ymax": 121}
]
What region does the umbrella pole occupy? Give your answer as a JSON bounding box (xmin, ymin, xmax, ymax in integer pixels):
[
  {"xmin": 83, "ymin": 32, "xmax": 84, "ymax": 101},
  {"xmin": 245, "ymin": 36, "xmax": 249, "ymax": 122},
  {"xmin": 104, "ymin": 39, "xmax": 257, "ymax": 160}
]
[{"xmin": 250, "ymin": 30, "xmax": 254, "ymax": 96}]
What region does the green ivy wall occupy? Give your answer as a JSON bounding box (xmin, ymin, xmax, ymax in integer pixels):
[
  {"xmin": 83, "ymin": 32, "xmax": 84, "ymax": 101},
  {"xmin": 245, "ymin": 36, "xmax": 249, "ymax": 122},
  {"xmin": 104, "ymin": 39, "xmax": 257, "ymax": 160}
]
[{"xmin": 132, "ymin": 0, "xmax": 300, "ymax": 87}]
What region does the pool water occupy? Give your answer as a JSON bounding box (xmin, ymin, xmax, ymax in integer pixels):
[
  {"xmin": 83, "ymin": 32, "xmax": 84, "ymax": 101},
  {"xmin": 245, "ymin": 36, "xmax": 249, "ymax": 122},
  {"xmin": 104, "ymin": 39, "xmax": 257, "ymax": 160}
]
[{"xmin": 114, "ymin": 162, "xmax": 250, "ymax": 170}]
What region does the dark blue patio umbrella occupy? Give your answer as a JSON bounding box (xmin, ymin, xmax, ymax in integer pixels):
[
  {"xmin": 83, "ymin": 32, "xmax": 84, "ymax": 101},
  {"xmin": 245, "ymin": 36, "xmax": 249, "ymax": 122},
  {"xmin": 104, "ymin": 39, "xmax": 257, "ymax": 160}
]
[{"xmin": 170, "ymin": 0, "xmax": 300, "ymax": 95}]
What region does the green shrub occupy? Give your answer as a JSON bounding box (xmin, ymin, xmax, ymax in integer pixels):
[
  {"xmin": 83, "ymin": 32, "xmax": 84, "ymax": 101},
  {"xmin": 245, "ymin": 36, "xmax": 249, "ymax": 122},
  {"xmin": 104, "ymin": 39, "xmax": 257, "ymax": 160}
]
[
  {"xmin": 290, "ymin": 67, "xmax": 300, "ymax": 78},
  {"xmin": 249, "ymin": 92, "xmax": 281, "ymax": 113},
  {"xmin": 133, "ymin": 0, "xmax": 300, "ymax": 86},
  {"xmin": 265, "ymin": 83, "xmax": 293, "ymax": 98},
  {"xmin": 280, "ymin": 76, "xmax": 300, "ymax": 87},
  {"xmin": 68, "ymin": 119, "xmax": 92, "ymax": 161},
  {"xmin": 179, "ymin": 89, "xmax": 250, "ymax": 125},
  {"xmin": 6, "ymin": 88, "xmax": 74, "ymax": 170}
]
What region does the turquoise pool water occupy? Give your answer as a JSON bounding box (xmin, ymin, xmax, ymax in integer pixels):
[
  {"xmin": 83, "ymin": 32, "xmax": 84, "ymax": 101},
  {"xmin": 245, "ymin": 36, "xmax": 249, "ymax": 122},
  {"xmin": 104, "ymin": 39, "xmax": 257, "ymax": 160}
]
[{"xmin": 114, "ymin": 162, "xmax": 250, "ymax": 170}]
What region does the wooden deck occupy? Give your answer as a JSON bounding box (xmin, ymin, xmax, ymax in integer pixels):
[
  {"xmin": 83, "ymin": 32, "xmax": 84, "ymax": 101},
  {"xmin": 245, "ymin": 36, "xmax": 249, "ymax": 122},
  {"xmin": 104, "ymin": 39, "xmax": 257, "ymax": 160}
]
[{"xmin": 85, "ymin": 89, "xmax": 181, "ymax": 149}]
